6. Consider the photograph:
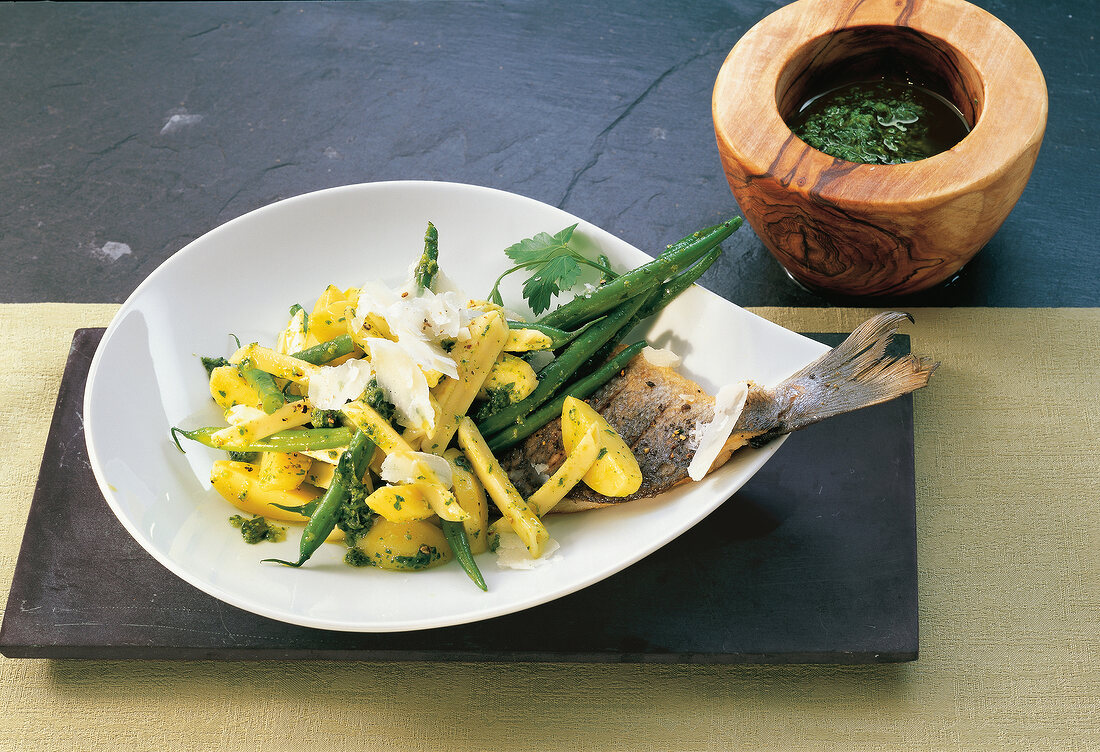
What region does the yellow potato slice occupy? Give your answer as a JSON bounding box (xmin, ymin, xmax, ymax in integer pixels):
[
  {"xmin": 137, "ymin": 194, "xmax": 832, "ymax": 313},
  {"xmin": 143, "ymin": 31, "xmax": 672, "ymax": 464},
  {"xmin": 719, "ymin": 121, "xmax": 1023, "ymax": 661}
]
[
  {"xmin": 258, "ymin": 451, "xmax": 312, "ymax": 491},
  {"xmin": 209, "ymin": 365, "xmax": 260, "ymax": 412},
  {"xmin": 444, "ymin": 448, "xmax": 489, "ymax": 554},
  {"xmin": 365, "ymin": 484, "xmax": 434, "ymax": 523},
  {"xmin": 560, "ymin": 396, "xmax": 642, "ymax": 497},
  {"xmin": 350, "ymin": 519, "xmax": 453, "ymax": 571},
  {"xmin": 211, "ymin": 460, "xmax": 321, "ymax": 519}
]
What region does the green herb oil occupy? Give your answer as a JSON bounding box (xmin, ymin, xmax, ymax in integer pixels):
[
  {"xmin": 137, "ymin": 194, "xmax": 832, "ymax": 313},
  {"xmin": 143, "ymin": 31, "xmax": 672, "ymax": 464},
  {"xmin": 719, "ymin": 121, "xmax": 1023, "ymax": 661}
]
[{"xmin": 790, "ymin": 80, "xmax": 970, "ymax": 165}]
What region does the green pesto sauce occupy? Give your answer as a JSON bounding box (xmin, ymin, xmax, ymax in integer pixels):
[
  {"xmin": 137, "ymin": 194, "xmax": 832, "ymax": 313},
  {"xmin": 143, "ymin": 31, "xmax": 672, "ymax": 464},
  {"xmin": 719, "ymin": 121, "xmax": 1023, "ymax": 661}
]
[
  {"xmin": 393, "ymin": 545, "xmax": 442, "ymax": 570},
  {"xmin": 344, "ymin": 547, "xmax": 373, "ymax": 567},
  {"xmin": 229, "ymin": 514, "xmax": 286, "ymax": 544},
  {"xmin": 790, "ymin": 80, "xmax": 969, "ymax": 165}
]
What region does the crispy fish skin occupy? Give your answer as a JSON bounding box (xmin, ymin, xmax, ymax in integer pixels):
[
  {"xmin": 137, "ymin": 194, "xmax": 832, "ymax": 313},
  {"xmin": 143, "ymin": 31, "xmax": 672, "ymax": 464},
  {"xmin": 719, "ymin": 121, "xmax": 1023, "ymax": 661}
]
[
  {"xmin": 501, "ymin": 357, "xmax": 715, "ymax": 504},
  {"xmin": 500, "ymin": 311, "xmax": 937, "ymax": 513}
]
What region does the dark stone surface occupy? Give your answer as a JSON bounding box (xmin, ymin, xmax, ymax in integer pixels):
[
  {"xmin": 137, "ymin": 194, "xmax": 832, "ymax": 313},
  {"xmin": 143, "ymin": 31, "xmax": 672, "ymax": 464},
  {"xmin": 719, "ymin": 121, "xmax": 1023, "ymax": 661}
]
[
  {"xmin": 1, "ymin": 1, "xmax": 1096, "ymax": 306},
  {"xmin": 0, "ymin": 328, "xmax": 917, "ymax": 662}
]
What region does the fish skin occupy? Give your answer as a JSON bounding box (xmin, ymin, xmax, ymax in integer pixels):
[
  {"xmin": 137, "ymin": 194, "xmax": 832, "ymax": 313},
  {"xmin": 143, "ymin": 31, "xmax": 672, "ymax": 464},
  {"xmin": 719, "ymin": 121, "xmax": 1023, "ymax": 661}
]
[
  {"xmin": 501, "ymin": 355, "xmax": 716, "ymax": 506},
  {"xmin": 500, "ymin": 311, "xmax": 936, "ymax": 513}
]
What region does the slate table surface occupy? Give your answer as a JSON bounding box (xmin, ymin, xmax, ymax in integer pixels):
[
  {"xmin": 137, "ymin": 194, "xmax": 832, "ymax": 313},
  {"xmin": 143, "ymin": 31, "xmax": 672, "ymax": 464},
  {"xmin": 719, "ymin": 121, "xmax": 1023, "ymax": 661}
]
[
  {"xmin": 1, "ymin": 0, "xmax": 1097, "ymax": 308},
  {"xmin": 2, "ymin": 4, "xmax": 1098, "ymax": 748}
]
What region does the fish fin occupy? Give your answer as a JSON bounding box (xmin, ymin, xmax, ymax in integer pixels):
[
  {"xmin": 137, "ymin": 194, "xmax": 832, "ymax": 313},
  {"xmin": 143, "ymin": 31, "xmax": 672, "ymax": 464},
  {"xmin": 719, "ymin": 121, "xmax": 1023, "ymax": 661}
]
[{"xmin": 748, "ymin": 311, "xmax": 937, "ymax": 447}]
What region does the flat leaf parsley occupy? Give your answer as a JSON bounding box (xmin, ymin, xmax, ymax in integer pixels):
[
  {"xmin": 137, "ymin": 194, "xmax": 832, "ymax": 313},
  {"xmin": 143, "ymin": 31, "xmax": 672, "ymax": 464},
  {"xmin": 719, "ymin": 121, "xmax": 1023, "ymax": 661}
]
[{"xmin": 488, "ymin": 224, "xmax": 617, "ymax": 315}]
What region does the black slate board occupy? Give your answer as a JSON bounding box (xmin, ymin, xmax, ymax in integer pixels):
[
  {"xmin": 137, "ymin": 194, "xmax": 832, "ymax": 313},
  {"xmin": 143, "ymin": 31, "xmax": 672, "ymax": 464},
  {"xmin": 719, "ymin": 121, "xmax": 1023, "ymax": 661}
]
[{"xmin": 0, "ymin": 328, "xmax": 917, "ymax": 662}]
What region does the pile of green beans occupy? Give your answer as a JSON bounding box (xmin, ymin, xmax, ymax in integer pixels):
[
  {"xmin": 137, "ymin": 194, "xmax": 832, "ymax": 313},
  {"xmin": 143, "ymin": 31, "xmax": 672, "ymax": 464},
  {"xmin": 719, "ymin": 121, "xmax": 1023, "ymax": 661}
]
[
  {"xmin": 171, "ymin": 215, "xmax": 740, "ymax": 586},
  {"xmin": 537, "ymin": 218, "xmax": 741, "ymax": 331},
  {"xmin": 479, "ymin": 216, "xmax": 739, "ymax": 449}
]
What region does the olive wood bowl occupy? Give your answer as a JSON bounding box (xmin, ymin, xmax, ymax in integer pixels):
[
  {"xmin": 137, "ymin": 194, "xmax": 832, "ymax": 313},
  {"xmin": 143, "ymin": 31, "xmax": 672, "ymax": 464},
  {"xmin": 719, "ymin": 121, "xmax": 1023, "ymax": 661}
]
[{"xmin": 713, "ymin": 0, "xmax": 1047, "ymax": 297}]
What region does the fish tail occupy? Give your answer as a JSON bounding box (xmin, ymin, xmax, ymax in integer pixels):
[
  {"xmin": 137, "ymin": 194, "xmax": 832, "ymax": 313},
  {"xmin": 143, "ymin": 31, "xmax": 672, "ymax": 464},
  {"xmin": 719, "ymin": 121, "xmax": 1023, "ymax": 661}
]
[{"xmin": 748, "ymin": 312, "xmax": 937, "ymax": 447}]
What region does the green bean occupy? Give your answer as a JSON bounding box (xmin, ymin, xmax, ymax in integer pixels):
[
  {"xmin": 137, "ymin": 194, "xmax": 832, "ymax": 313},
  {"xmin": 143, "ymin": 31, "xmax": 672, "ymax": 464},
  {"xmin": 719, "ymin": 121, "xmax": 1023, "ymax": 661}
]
[
  {"xmin": 573, "ymin": 244, "xmax": 724, "ymax": 379},
  {"xmin": 239, "ymin": 359, "xmax": 287, "ymax": 414},
  {"xmin": 638, "ymin": 245, "xmax": 723, "ymax": 319},
  {"xmin": 505, "ymin": 318, "xmax": 601, "ymax": 349},
  {"xmin": 441, "ymin": 520, "xmax": 487, "ymax": 591},
  {"xmin": 290, "ymin": 334, "xmax": 356, "ymax": 365},
  {"xmin": 263, "ymin": 430, "xmax": 374, "ymax": 568},
  {"xmin": 571, "ymin": 289, "xmax": 657, "ymax": 381},
  {"xmin": 658, "ymin": 220, "xmax": 734, "ymax": 257},
  {"xmin": 537, "ymin": 217, "xmax": 740, "ymax": 330},
  {"xmin": 414, "ymin": 221, "xmax": 439, "ymax": 293},
  {"xmin": 270, "ymin": 498, "xmax": 320, "ymax": 519},
  {"xmin": 486, "ymin": 341, "xmax": 647, "ymax": 452},
  {"xmin": 477, "ymin": 293, "xmax": 647, "ymax": 436},
  {"xmin": 171, "ymin": 426, "xmax": 353, "ymax": 453}
]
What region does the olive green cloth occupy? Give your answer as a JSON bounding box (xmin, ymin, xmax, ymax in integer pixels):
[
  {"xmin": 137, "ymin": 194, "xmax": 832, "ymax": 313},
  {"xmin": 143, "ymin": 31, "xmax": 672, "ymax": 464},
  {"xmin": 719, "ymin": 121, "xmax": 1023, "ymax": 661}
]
[{"xmin": 1, "ymin": 303, "xmax": 1097, "ymax": 751}]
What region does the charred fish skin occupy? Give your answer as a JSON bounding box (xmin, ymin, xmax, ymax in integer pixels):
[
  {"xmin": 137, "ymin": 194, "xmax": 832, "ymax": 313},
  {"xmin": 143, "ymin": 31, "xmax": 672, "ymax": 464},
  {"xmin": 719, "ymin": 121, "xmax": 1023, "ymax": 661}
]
[{"xmin": 503, "ymin": 311, "xmax": 936, "ymax": 511}]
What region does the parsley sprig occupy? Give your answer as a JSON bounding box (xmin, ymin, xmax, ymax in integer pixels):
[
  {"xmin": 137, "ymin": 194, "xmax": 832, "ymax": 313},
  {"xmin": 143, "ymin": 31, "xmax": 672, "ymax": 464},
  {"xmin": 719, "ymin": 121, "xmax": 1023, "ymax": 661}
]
[{"xmin": 487, "ymin": 224, "xmax": 617, "ymax": 315}]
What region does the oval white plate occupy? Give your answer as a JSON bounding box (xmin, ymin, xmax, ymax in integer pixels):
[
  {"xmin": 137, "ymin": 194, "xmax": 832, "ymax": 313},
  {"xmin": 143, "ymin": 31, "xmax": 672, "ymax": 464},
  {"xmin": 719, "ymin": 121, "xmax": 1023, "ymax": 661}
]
[{"xmin": 84, "ymin": 181, "xmax": 828, "ymax": 632}]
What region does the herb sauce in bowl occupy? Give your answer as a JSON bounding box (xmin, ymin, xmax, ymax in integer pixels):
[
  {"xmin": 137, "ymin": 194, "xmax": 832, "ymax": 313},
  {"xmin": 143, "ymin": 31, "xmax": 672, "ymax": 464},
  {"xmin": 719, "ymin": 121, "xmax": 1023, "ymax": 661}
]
[{"xmin": 789, "ymin": 80, "xmax": 970, "ymax": 164}]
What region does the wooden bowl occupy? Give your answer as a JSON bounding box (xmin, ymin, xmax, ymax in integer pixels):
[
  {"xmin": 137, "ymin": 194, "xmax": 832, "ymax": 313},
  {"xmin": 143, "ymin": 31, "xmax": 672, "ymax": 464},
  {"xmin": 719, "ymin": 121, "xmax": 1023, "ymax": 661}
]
[{"xmin": 712, "ymin": 0, "xmax": 1047, "ymax": 297}]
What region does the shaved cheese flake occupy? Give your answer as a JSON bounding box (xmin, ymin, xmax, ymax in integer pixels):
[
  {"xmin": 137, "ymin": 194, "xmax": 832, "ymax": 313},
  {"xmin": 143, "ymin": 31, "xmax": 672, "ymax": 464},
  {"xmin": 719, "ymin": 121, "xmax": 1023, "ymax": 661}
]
[
  {"xmin": 366, "ymin": 337, "xmax": 435, "ymax": 432},
  {"xmin": 495, "ymin": 531, "xmax": 560, "ymax": 570},
  {"xmin": 357, "ymin": 280, "xmax": 468, "ymax": 340},
  {"xmin": 355, "ymin": 280, "xmax": 401, "ymax": 315},
  {"xmin": 399, "ymin": 288, "xmax": 472, "ymax": 340},
  {"xmin": 276, "ymin": 308, "xmax": 308, "ymax": 355},
  {"xmin": 307, "ymin": 358, "xmax": 373, "ymax": 410},
  {"xmin": 395, "ymin": 333, "xmax": 458, "ymax": 379},
  {"xmin": 350, "ymin": 281, "xmax": 461, "ymax": 378},
  {"xmin": 687, "ymin": 382, "xmax": 749, "ymax": 481},
  {"xmin": 430, "ymin": 268, "xmax": 467, "ymax": 297},
  {"xmin": 300, "ymin": 448, "xmax": 345, "ymax": 465},
  {"xmin": 379, "ymin": 451, "xmax": 453, "ymax": 489},
  {"xmin": 225, "ymin": 405, "xmax": 265, "ymax": 425},
  {"xmin": 642, "ymin": 346, "xmax": 682, "ymax": 368}
]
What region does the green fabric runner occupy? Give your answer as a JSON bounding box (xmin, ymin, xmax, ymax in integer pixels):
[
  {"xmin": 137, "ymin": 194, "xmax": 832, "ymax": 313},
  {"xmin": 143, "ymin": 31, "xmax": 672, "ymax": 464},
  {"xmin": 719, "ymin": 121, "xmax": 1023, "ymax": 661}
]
[{"xmin": 1, "ymin": 303, "xmax": 1096, "ymax": 751}]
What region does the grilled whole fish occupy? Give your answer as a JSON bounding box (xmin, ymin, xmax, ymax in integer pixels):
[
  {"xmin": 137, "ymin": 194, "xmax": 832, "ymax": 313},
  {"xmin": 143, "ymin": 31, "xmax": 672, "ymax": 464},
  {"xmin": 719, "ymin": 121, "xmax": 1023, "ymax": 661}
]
[{"xmin": 500, "ymin": 311, "xmax": 936, "ymax": 513}]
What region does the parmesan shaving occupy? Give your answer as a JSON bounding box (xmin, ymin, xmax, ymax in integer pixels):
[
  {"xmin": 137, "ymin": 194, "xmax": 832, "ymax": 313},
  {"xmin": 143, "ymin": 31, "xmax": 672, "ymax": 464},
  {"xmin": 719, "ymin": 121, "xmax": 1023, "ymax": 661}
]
[
  {"xmin": 642, "ymin": 346, "xmax": 682, "ymax": 368},
  {"xmin": 275, "ymin": 308, "xmax": 308, "ymax": 354},
  {"xmin": 353, "ymin": 281, "xmax": 461, "ymax": 378},
  {"xmin": 225, "ymin": 405, "xmax": 265, "ymax": 426},
  {"xmin": 365, "ymin": 337, "xmax": 436, "ymax": 432},
  {"xmin": 307, "ymin": 359, "xmax": 374, "ymax": 410},
  {"xmin": 379, "ymin": 451, "xmax": 453, "ymax": 489},
  {"xmin": 494, "ymin": 531, "xmax": 560, "ymax": 570},
  {"xmin": 687, "ymin": 382, "xmax": 749, "ymax": 481},
  {"xmin": 300, "ymin": 448, "xmax": 345, "ymax": 465}
]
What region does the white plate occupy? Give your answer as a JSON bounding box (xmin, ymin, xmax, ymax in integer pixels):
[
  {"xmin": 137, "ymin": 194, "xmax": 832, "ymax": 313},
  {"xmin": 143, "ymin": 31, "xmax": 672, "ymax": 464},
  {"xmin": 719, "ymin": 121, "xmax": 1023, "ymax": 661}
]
[{"xmin": 84, "ymin": 181, "xmax": 828, "ymax": 632}]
